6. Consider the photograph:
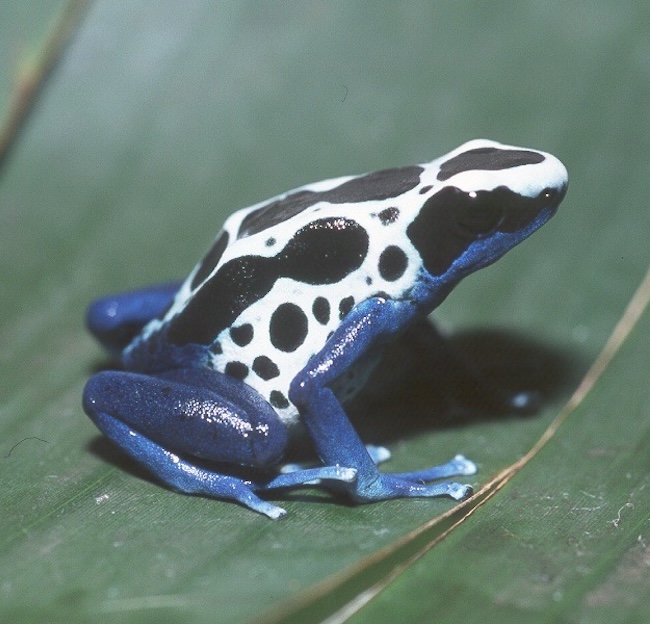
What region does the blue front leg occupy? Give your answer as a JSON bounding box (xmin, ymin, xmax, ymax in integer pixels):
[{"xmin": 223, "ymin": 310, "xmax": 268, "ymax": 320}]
[
  {"xmin": 86, "ymin": 281, "xmax": 182, "ymax": 355},
  {"xmin": 290, "ymin": 297, "xmax": 476, "ymax": 503}
]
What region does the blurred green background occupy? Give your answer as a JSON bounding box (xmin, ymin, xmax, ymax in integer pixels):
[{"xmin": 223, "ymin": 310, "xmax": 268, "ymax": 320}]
[{"xmin": 1, "ymin": 2, "xmax": 649, "ymax": 623}]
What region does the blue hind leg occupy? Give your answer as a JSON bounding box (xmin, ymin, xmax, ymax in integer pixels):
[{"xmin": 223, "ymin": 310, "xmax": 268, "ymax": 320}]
[
  {"xmin": 86, "ymin": 281, "xmax": 182, "ymax": 355},
  {"xmin": 83, "ymin": 367, "xmax": 357, "ymax": 518},
  {"xmin": 91, "ymin": 409, "xmax": 289, "ymax": 519}
]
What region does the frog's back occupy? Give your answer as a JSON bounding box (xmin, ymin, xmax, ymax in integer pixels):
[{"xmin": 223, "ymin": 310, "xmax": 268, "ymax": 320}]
[{"xmin": 124, "ymin": 163, "xmax": 437, "ymax": 422}]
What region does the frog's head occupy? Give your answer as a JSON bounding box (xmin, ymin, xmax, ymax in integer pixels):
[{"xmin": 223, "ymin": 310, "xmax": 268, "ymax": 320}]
[{"xmin": 407, "ymin": 139, "xmax": 568, "ymax": 287}]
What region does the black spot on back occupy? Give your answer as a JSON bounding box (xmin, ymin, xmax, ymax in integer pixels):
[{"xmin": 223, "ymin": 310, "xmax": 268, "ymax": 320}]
[
  {"xmin": 239, "ymin": 191, "xmax": 319, "ymax": 238},
  {"xmin": 166, "ymin": 217, "xmax": 368, "ymax": 346},
  {"xmin": 325, "ymin": 166, "xmax": 423, "ymax": 203},
  {"xmin": 168, "ymin": 256, "xmax": 277, "ymax": 346},
  {"xmin": 270, "ymin": 390, "xmax": 290, "ymax": 409},
  {"xmin": 281, "ymin": 218, "xmax": 369, "ymax": 285},
  {"xmin": 190, "ymin": 231, "xmax": 229, "ymax": 290},
  {"xmin": 312, "ymin": 297, "xmax": 330, "ymax": 325},
  {"xmin": 437, "ymin": 148, "xmax": 544, "ymax": 182},
  {"xmin": 378, "ymin": 207, "xmax": 399, "ymax": 225},
  {"xmin": 378, "ymin": 246, "xmax": 408, "ymax": 281},
  {"xmin": 338, "ymin": 296, "xmax": 355, "ymax": 320},
  {"xmin": 225, "ymin": 361, "xmax": 248, "ymax": 380},
  {"xmin": 238, "ymin": 166, "xmax": 423, "ymax": 238},
  {"xmin": 230, "ymin": 323, "xmax": 254, "ymax": 346},
  {"xmin": 252, "ymin": 356, "xmax": 280, "ymax": 380},
  {"xmin": 270, "ymin": 303, "xmax": 308, "ymax": 352}
]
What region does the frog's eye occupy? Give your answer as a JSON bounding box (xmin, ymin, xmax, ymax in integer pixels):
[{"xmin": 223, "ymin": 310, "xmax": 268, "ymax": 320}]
[
  {"xmin": 457, "ymin": 192, "xmax": 504, "ymax": 238},
  {"xmin": 540, "ymin": 187, "xmax": 555, "ymax": 200}
]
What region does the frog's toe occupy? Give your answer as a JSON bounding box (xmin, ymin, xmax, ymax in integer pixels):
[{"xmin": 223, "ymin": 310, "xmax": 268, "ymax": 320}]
[
  {"xmin": 449, "ymin": 454, "xmax": 477, "ymax": 476},
  {"xmin": 508, "ymin": 390, "xmax": 541, "ymax": 415},
  {"xmin": 259, "ymin": 503, "xmax": 287, "ymax": 520},
  {"xmin": 366, "ymin": 444, "xmax": 391, "ymax": 465},
  {"xmin": 447, "ymin": 482, "xmax": 474, "ymax": 501},
  {"xmin": 265, "ymin": 465, "xmax": 357, "ymax": 489},
  {"xmin": 395, "ymin": 453, "xmax": 478, "ymax": 482}
]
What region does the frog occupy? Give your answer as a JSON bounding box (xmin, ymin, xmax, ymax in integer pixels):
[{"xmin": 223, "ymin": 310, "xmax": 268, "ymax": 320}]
[{"xmin": 83, "ymin": 139, "xmax": 568, "ymax": 518}]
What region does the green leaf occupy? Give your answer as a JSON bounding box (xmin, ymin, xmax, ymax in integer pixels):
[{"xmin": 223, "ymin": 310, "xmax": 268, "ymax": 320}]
[
  {"xmin": 342, "ymin": 274, "xmax": 650, "ymax": 624},
  {"xmin": 1, "ymin": 2, "xmax": 648, "ymax": 624}
]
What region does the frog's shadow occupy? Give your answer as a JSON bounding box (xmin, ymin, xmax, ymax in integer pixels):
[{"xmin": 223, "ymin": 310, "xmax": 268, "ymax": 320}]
[
  {"xmin": 89, "ymin": 322, "xmax": 582, "ymax": 480},
  {"xmin": 345, "ymin": 320, "xmax": 582, "ymax": 448}
]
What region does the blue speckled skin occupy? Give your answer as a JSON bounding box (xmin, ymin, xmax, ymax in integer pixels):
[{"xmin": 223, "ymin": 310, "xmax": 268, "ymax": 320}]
[{"xmin": 83, "ymin": 140, "xmax": 568, "ymax": 518}]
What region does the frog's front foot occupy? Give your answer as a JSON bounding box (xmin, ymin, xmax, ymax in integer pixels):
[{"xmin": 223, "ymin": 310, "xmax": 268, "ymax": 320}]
[
  {"xmin": 507, "ymin": 390, "xmax": 541, "ymax": 415},
  {"xmin": 345, "ymin": 454, "xmax": 476, "ymax": 504}
]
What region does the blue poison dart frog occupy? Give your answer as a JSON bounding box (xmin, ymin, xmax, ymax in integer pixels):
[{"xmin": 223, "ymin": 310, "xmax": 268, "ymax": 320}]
[{"xmin": 84, "ymin": 139, "xmax": 568, "ymax": 518}]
